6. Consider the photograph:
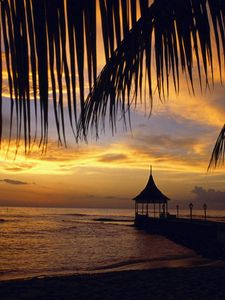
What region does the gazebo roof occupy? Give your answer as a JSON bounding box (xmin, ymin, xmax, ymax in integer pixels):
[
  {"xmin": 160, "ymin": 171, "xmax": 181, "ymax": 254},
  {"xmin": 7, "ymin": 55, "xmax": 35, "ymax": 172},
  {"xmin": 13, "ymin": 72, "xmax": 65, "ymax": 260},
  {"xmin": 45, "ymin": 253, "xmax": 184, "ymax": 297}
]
[{"xmin": 133, "ymin": 167, "xmax": 170, "ymax": 203}]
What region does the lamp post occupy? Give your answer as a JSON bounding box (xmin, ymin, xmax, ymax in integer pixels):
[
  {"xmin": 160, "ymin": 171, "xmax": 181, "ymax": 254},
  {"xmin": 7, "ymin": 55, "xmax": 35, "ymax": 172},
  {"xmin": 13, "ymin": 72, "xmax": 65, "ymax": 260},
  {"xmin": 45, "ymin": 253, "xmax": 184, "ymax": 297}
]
[
  {"xmin": 203, "ymin": 203, "xmax": 207, "ymax": 220},
  {"xmin": 189, "ymin": 203, "xmax": 193, "ymax": 220},
  {"xmin": 176, "ymin": 205, "xmax": 179, "ymax": 218}
]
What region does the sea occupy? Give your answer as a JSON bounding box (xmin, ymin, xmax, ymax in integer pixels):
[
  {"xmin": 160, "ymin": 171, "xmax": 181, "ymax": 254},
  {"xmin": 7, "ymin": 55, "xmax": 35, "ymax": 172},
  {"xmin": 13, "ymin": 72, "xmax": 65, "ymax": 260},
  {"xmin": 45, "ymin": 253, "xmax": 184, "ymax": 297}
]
[{"xmin": 1, "ymin": 207, "xmax": 225, "ymax": 281}]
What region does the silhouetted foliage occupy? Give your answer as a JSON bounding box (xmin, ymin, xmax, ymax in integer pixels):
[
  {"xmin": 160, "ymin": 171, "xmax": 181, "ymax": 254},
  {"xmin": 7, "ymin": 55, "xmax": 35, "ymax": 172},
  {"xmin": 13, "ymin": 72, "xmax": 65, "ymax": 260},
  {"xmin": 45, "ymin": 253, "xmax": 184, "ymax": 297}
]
[
  {"xmin": 0, "ymin": 0, "xmax": 224, "ymax": 154},
  {"xmin": 208, "ymin": 124, "xmax": 225, "ymax": 169}
]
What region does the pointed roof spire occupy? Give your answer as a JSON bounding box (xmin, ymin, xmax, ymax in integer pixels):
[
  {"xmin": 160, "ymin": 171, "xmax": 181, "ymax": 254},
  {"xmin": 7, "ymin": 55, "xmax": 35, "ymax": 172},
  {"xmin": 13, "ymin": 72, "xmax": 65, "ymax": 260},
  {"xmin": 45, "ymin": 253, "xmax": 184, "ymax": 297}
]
[{"xmin": 133, "ymin": 167, "xmax": 170, "ymax": 203}]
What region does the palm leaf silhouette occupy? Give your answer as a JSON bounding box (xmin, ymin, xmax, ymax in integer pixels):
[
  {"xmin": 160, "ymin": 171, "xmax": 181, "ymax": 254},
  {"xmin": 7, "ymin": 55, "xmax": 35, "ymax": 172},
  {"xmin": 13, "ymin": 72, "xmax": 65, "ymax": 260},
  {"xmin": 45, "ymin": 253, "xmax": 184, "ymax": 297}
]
[
  {"xmin": 78, "ymin": 0, "xmax": 225, "ymax": 142},
  {"xmin": 0, "ymin": 0, "xmax": 224, "ymax": 157},
  {"xmin": 208, "ymin": 124, "xmax": 225, "ymax": 170}
]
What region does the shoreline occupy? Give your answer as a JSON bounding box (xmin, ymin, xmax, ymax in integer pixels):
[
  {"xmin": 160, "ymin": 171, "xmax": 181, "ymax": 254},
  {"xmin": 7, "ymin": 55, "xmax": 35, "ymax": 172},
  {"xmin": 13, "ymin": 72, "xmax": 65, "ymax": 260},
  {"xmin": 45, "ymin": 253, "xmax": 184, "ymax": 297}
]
[
  {"xmin": 1, "ymin": 264, "xmax": 225, "ymax": 300},
  {"xmin": 1, "ymin": 252, "xmax": 222, "ymax": 283}
]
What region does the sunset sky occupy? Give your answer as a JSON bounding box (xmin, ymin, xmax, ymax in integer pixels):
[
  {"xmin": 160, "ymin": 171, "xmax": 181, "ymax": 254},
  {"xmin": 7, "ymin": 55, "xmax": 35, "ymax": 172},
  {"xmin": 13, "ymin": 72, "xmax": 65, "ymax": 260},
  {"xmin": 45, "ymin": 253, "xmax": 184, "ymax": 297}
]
[
  {"xmin": 1, "ymin": 81, "xmax": 225, "ymax": 209},
  {"xmin": 1, "ymin": 5, "xmax": 225, "ymax": 210}
]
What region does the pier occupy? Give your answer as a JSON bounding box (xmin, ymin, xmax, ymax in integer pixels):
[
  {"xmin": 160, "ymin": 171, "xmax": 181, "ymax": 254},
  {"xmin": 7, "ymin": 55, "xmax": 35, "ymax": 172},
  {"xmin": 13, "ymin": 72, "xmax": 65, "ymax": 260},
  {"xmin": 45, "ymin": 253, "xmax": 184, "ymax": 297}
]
[
  {"xmin": 133, "ymin": 168, "xmax": 225, "ymax": 259},
  {"xmin": 135, "ymin": 214, "xmax": 225, "ymax": 259}
]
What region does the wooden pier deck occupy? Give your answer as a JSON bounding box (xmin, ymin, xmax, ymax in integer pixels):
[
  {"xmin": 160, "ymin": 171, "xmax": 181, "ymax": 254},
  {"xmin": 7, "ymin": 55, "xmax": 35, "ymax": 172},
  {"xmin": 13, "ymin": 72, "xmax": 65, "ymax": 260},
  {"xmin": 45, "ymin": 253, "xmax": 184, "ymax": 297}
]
[{"xmin": 135, "ymin": 214, "xmax": 225, "ymax": 259}]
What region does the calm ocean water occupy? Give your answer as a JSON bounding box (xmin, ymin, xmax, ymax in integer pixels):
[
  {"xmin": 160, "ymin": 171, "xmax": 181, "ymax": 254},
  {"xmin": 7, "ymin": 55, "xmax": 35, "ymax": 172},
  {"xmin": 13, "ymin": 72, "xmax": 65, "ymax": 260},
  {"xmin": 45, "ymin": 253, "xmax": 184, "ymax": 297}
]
[{"xmin": 0, "ymin": 207, "xmax": 225, "ymax": 281}]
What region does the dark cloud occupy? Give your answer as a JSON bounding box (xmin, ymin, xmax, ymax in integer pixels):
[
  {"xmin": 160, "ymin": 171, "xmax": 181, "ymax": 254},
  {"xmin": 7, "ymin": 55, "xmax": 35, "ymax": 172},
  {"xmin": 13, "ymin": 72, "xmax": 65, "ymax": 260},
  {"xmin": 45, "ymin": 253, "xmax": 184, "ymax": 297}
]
[
  {"xmin": 4, "ymin": 163, "xmax": 36, "ymax": 172},
  {"xmin": 0, "ymin": 179, "xmax": 29, "ymax": 185},
  {"xmin": 122, "ymin": 116, "xmax": 215, "ymax": 166},
  {"xmin": 135, "ymin": 134, "xmax": 197, "ymax": 150},
  {"xmin": 86, "ymin": 194, "xmax": 95, "ymax": 198},
  {"xmin": 125, "ymin": 111, "xmax": 215, "ymax": 156},
  {"xmin": 4, "ymin": 167, "xmax": 26, "ymax": 172},
  {"xmin": 40, "ymin": 156, "xmax": 76, "ymax": 162},
  {"xmin": 125, "ymin": 132, "xmax": 205, "ymax": 166},
  {"xmin": 138, "ymin": 123, "xmax": 148, "ymax": 128},
  {"xmin": 105, "ymin": 196, "xmax": 122, "ymax": 200},
  {"xmin": 192, "ymin": 186, "xmax": 225, "ymax": 207},
  {"xmin": 98, "ymin": 153, "xmax": 127, "ymax": 163}
]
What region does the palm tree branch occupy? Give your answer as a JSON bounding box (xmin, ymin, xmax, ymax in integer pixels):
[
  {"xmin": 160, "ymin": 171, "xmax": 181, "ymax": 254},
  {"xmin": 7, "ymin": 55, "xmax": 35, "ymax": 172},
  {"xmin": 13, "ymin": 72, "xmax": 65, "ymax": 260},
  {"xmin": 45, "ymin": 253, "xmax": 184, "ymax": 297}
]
[
  {"xmin": 208, "ymin": 124, "xmax": 225, "ymax": 170},
  {"xmin": 0, "ymin": 0, "xmax": 224, "ymax": 154},
  {"xmin": 79, "ymin": 0, "xmax": 225, "ymax": 138}
]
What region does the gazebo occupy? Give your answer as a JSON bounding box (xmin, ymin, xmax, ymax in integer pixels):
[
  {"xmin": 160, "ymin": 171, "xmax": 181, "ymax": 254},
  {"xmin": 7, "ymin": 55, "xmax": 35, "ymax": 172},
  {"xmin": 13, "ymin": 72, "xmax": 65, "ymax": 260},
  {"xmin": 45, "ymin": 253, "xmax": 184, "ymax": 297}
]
[{"xmin": 133, "ymin": 167, "xmax": 170, "ymax": 218}]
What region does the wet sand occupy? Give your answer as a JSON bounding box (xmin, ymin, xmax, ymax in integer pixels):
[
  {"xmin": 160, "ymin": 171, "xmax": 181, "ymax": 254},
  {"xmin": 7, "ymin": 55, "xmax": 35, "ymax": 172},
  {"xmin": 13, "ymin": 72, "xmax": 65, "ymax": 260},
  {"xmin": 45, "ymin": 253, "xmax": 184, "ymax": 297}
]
[{"xmin": 1, "ymin": 263, "xmax": 225, "ymax": 300}]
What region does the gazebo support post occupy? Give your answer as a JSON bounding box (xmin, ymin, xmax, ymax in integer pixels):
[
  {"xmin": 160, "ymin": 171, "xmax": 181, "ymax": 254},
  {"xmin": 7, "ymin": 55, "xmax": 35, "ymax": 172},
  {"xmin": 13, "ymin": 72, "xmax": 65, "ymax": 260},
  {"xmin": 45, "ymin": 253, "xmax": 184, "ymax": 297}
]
[
  {"xmin": 142, "ymin": 203, "xmax": 144, "ymax": 215},
  {"xmin": 166, "ymin": 203, "xmax": 168, "ymax": 216},
  {"xmin": 147, "ymin": 203, "xmax": 149, "ymax": 216},
  {"xmin": 154, "ymin": 203, "xmax": 156, "ymax": 218}
]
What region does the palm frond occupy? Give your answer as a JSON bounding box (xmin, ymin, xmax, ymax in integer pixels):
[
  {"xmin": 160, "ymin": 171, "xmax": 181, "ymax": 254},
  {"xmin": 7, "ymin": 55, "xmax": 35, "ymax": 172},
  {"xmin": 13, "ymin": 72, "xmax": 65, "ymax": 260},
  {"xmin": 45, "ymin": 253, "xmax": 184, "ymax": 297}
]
[
  {"xmin": 78, "ymin": 0, "xmax": 225, "ymax": 138},
  {"xmin": 0, "ymin": 0, "xmax": 96, "ymax": 149},
  {"xmin": 0, "ymin": 0, "xmax": 224, "ymax": 152},
  {"xmin": 208, "ymin": 125, "xmax": 225, "ymax": 170}
]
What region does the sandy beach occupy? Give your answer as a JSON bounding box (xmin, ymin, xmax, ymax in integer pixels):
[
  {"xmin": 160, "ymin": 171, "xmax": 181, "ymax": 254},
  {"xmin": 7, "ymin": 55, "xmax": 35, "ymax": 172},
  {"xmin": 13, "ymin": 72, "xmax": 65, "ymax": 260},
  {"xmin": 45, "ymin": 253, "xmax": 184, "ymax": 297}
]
[{"xmin": 1, "ymin": 264, "xmax": 225, "ymax": 300}]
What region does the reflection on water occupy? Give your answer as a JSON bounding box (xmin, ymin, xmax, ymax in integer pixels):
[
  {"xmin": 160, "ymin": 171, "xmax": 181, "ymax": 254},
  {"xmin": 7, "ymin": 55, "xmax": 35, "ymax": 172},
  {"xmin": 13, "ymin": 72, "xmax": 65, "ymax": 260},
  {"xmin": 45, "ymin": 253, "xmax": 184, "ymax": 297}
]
[{"xmin": 0, "ymin": 207, "xmax": 223, "ymax": 281}]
